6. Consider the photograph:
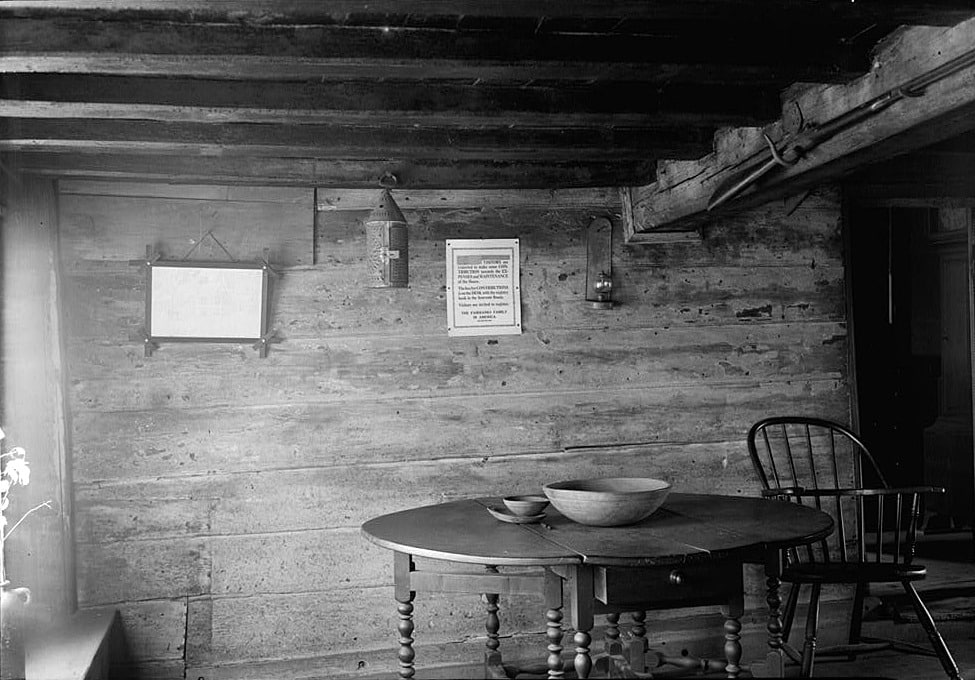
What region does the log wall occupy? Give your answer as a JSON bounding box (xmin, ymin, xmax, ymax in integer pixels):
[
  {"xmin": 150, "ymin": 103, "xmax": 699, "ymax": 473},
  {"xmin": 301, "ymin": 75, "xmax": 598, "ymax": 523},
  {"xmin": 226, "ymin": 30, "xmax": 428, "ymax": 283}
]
[{"xmin": 56, "ymin": 180, "xmax": 850, "ymax": 679}]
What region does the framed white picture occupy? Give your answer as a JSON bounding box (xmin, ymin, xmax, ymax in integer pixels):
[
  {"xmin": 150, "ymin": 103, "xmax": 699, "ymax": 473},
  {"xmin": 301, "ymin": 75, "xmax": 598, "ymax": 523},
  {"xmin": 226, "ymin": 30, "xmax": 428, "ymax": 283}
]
[{"xmin": 146, "ymin": 261, "xmax": 269, "ymax": 353}]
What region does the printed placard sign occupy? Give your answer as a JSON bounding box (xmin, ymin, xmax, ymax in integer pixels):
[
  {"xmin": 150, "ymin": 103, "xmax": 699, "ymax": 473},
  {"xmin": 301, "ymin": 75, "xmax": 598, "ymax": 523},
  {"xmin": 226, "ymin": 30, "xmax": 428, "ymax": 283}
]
[{"xmin": 446, "ymin": 239, "xmax": 521, "ymax": 337}]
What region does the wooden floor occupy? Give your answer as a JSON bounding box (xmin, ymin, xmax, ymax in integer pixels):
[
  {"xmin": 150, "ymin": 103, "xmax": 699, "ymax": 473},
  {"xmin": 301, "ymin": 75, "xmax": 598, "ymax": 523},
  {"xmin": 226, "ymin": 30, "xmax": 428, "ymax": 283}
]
[
  {"xmin": 805, "ymin": 529, "xmax": 975, "ymax": 680},
  {"xmin": 391, "ymin": 530, "xmax": 975, "ymax": 680},
  {"xmin": 722, "ymin": 529, "xmax": 974, "ymax": 679}
]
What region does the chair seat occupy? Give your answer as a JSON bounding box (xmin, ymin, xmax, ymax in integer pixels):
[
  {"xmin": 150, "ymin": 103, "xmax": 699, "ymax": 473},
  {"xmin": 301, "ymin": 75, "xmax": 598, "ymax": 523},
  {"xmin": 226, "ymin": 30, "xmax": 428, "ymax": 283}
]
[{"xmin": 784, "ymin": 561, "xmax": 927, "ymax": 584}]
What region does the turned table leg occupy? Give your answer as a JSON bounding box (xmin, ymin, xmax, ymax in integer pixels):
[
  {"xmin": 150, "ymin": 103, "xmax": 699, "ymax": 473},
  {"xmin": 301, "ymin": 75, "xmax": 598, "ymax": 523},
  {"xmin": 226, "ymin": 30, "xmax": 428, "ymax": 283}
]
[
  {"xmin": 396, "ymin": 597, "xmax": 416, "ymax": 679},
  {"xmin": 604, "ymin": 612, "xmax": 621, "ymax": 655},
  {"xmin": 545, "ymin": 569, "xmax": 565, "ymax": 679},
  {"xmin": 628, "ymin": 610, "xmax": 648, "ymax": 673},
  {"xmin": 393, "ymin": 552, "xmax": 416, "ymax": 679},
  {"xmin": 722, "ymin": 598, "xmax": 744, "ymax": 678},
  {"xmin": 484, "ymin": 588, "xmax": 500, "ymax": 657},
  {"xmin": 574, "ymin": 630, "xmax": 593, "ymax": 679},
  {"xmin": 482, "ymin": 565, "xmax": 505, "ymax": 676},
  {"xmin": 762, "ymin": 552, "xmax": 787, "ymax": 679}
]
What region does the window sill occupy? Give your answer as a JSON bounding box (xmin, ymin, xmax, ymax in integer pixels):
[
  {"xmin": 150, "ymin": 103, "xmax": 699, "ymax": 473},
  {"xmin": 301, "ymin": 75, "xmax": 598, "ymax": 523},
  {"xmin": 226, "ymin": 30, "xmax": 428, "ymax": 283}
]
[{"xmin": 26, "ymin": 608, "xmax": 123, "ymax": 680}]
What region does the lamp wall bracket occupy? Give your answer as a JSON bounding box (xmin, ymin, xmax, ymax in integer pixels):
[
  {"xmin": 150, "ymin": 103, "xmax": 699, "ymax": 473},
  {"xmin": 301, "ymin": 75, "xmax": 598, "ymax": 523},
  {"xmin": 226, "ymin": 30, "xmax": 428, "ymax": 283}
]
[{"xmin": 585, "ymin": 216, "xmax": 615, "ymax": 310}]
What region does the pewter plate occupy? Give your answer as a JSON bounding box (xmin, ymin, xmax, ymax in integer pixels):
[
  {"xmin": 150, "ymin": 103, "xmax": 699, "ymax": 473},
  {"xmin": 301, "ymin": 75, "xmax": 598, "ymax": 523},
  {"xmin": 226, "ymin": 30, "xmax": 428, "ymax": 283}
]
[{"xmin": 486, "ymin": 506, "xmax": 546, "ymax": 524}]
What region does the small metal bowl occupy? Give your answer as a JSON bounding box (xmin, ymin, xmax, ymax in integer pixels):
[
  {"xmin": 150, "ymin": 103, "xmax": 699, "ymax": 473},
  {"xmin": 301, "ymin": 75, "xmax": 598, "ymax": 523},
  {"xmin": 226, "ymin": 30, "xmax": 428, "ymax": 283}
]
[{"xmin": 502, "ymin": 495, "xmax": 550, "ymax": 517}]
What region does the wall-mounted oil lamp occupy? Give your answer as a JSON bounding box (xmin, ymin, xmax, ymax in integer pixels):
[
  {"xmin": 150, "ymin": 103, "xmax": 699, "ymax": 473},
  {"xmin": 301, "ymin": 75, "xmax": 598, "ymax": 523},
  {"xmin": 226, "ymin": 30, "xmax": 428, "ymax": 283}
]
[
  {"xmin": 365, "ymin": 173, "xmax": 409, "ymax": 288},
  {"xmin": 585, "ymin": 216, "xmax": 615, "ymax": 310},
  {"xmin": 590, "ymin": 271, "xmax": 614, "ymax": 309}
]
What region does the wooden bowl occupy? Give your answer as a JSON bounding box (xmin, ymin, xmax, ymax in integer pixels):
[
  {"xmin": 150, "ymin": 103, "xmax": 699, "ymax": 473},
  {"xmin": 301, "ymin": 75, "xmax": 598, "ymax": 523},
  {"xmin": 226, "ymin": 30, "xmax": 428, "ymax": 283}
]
[
  {"xmin": 502, "ymin": 495, "xmax": 550, "ymax": 517},
  {"xmin": 542, "ymin": 478, "xmax": 671, "ymax": 526}
]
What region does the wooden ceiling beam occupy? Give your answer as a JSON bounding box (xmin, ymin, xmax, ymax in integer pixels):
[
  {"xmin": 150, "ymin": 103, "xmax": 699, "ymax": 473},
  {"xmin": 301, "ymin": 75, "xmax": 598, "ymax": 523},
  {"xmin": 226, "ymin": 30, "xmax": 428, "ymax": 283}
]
[
  {"xmin": 0, "ymin": 76, "xmax": 781, "ymax": 121},
  {"xmin": 0, "ymin": 100, "xmax": 761, "ymax": 131},
  {"xmin": 1, "ymin": 1, "xmax": 971, "ymax": 26},
  {"xmin": 0, "ymin": 54, "xmax": 849, "ymax": 86},
  {"xmin": 9, "ymin": 152, "xmax": 657, "ymax": 189},
  {"xmin": 0, "ymin": 116, "xmax": 713, "ymax": 161},
  {"xmin": 0, "ymin": 17, "xmax": 869, "ymax": 73},
  {"xmin": 627, "ymin": 19, "xmax": 975, "ymax": 234},
  {"xmin": 0, "ymin": 56, "xmax": 819, "ymax": 89}
]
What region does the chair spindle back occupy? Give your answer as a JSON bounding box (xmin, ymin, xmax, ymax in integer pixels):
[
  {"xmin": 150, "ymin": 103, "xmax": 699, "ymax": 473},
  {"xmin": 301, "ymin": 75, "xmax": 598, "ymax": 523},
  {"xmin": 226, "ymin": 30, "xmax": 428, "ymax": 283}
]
[{"xmin": 747, "ymin": 417, "xmax": 924, "ymax": 568}]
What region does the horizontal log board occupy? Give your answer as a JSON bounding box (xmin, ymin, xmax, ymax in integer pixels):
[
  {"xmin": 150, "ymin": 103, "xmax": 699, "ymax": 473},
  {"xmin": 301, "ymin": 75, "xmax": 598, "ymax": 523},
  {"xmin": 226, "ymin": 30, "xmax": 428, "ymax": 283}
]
[
  {"xmin": 68, "ymin": 379, "xmax": 848, "ymax": 485},
  {"xmin": 59, "ymin": 180, "xmax": 312, "ymax": 203},
  {"xmin": 57, "ymin": 182, "xmax": 851, "ymax": 674},
  {"xmin": 71, "ymin": 440, "xmax": 846, "ymax": 544},
  {"xmin": 58, "ymin": 190, "xmax": 313, "ymax": 266},
  {"xmin": 188, "ymin": 587, "xmax": 546, "ymax": 663},
  {"xmin": 76, "ymin": 537, "xmax": 210, "ymax": 603},
  {"xmin": 89, "ymin": 593, "xmax": 855, "ymax": 680},
  {"xmin": 76, "ymin": 523, "xmax": 833, "ymax": 604},
  {"xmin": 58, "ymin": 262, "xmax": 845, "ymax": 341},
  {"xmin": 310, "ymin": 194, "xmax": 842, "ymax": 264},
  {"xmin": 184, "ymin": 586, "xmax": 820, "ymax": 668},
  {"xmin": 183, "ymin": 610, "xmax": 862, "ymax": 680},
  {"xmin": 97, "ymin": 599, "xmax": 187, "ymax": 662},
  {"xmin": 61, "ymin": 181, "xmax": 617, "ymax": 207},
  {"xmin": 66, "ymin": 323, "xmax": 847, "ymax": 411}
]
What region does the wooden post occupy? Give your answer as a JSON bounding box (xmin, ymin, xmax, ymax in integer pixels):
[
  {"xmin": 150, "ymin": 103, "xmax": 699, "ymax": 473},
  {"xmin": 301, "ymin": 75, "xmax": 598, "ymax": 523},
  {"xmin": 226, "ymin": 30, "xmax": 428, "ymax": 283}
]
[
  {"xmin": 1, "ymin": 161, "xmax": 75, "ymax": 622},
  {"xmin": 967, "ymin": 207, "xmax": 975, "ymax": 552}
]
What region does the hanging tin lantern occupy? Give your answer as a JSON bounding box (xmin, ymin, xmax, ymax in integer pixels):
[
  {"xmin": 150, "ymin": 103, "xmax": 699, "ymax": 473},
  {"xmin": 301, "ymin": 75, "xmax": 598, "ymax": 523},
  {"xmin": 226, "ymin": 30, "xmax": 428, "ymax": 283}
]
[{"xmin": 365, "ymin": 177, "xmax": 409, "ymax": 288}]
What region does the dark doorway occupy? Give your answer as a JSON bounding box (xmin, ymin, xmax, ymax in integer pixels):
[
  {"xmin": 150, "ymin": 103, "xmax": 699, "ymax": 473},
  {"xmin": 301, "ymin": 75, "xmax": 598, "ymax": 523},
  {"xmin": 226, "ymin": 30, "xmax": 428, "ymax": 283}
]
[{"xmin": 847, "ymin": 206, "xmax": 974, "ymax": 536}]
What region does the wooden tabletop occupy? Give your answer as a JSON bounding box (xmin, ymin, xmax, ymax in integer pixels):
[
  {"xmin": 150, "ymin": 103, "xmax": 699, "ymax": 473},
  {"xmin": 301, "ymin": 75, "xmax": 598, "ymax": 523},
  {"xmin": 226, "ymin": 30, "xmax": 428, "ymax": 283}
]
[{"xmin": 361, "ymin": 493, "xmax": 833, "ymax": 567}]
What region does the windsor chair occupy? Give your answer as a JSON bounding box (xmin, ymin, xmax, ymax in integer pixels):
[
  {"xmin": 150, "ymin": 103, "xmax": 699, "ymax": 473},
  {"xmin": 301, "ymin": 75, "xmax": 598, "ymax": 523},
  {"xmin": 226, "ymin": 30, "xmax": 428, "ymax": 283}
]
[{"xmin": 746, "ymin": 416, "xmax": 961, "ymax": 678}]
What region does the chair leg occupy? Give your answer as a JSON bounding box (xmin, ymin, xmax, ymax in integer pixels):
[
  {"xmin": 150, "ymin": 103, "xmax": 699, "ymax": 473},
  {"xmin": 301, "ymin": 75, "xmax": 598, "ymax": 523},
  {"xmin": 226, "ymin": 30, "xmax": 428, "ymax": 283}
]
[
  {"xmin": 782, "ymin": 582, "xmax": 801, "ymax": 643},
  {"xmin": 902, "ymin": 581, "xmax": 962, "ymax": 679},
  {"xmin": 849, "ymin": 582, "xmax": 867, "ymax": 651},
  {"xmin": 800, "ymin": 583, "xmax": 822, "ymax": 678}
]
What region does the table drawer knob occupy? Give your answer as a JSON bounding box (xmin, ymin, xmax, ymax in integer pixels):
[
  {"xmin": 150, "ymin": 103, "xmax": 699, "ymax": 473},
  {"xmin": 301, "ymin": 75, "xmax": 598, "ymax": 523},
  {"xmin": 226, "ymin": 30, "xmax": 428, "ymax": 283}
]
[{"xmin": 669, "ymin": 570, "xmax": 685, "ymax": 586}]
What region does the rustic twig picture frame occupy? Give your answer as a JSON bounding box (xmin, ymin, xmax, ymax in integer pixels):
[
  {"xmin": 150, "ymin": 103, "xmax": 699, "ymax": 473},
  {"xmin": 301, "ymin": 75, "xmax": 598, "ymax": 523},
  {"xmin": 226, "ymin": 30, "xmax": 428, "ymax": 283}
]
[{"xmin": 144, "ymin": 258, "xmax": 271, "ymax": 357}]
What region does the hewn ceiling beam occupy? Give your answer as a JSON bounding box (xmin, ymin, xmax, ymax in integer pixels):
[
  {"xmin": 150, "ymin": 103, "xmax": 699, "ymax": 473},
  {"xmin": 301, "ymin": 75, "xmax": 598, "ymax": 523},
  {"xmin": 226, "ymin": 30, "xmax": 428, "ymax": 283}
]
[
  {"xmin": 0, "ymin": 17, "xmax": 868, "ymax": 73},
  {"xmin": 0, "ymin": 76, "xmax": 780, "ymax": 121},
  {"xmin": 0, "ymin": 55, "xmax": 832, "ymax": 89},
  {"xmin": 627, "ymin": 18, "xmax": 975, "ymax": 235},
  {"xmin": 0, "ymin": 100, "xmax": 758, "ymax": 131},
  {"xmin": 10, "ymin": 153, "xmax": 657, "ymax": 189},
  {"xmin": 1, "ymin": 0, "xmax": 971, "ymax": 25},
  {"xmin": 0, "ymin": 117, "xmax": 713, "ymax": 161}
]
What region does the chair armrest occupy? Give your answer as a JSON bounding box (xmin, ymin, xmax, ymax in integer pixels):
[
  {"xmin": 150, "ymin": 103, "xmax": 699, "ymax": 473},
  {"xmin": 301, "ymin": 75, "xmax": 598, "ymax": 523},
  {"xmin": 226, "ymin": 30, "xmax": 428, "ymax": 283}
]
[
  {"xmin": 794, "ymin": 486, "xmax": 944, "ymax": 498},
  {"xmin": 761, "ymin": 487, "xmax": 803, "ymax": 498},
  {"xmin": 882, "ymin": 485, "xmax": 945, "ymax": 495}
]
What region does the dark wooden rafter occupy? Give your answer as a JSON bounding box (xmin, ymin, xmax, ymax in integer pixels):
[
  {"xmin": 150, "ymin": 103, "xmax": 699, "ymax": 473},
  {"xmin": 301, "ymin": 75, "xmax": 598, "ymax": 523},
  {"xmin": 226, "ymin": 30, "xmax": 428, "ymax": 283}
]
[
  {"xmin": 9, "ymin": 153, "xmax": 659, "ymax": 189},
  {"xmin": 0, "ymin": 0, "xmax": 971, "ymax": 25},
  {"xmin": 1, "ymin": 1, "xmax": 974, "ymax": 192},
  {"xmin": 0, "ymin": 18, "xmax": 872, "ymax": 71},
  {"xmin": 0, "ymin": 118, "xmax": 713, "ymax": 160},
  {"xmin": 0, "ymin": 75, "xmax": 782, "ymax": 120}
]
